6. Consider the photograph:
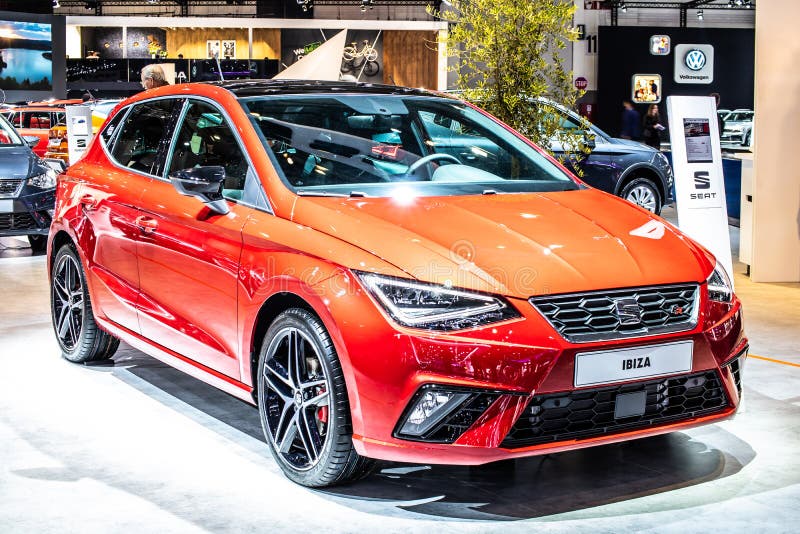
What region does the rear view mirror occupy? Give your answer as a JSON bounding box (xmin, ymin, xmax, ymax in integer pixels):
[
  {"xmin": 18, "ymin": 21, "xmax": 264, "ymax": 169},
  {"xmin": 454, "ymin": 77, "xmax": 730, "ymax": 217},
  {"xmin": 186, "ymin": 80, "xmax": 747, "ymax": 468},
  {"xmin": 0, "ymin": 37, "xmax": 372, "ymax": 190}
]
[
  {"xmin": 23, "ymin": 135, "xmax": 40, "ymax": 148},
  {"xmin": 169, "ymin": 166, "xmax": 229, "ymax": 215}
]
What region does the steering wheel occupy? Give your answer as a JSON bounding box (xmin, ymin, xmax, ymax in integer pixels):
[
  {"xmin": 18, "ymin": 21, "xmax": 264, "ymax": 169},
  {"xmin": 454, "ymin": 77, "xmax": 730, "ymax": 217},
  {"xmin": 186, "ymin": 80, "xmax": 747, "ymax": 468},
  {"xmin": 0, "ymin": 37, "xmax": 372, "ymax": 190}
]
[{"xmin": 403, "ymin": 153, "xmax": 461, "ymax": 177}]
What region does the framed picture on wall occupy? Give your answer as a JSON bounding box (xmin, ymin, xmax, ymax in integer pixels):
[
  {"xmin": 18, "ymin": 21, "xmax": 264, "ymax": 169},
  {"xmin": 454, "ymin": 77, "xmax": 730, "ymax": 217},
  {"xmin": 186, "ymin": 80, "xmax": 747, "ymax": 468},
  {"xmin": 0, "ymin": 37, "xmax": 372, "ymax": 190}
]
[
  {"xmin": 207, "ymin": 40, "xmax": 221, "ymax": 59},
  {"xmin": 222, "ymin": 40, "xmax": 236, "ymax": 59},
  {"xmin": 632, "ymin": 74, "xmax": 662, "ymax": 104}
]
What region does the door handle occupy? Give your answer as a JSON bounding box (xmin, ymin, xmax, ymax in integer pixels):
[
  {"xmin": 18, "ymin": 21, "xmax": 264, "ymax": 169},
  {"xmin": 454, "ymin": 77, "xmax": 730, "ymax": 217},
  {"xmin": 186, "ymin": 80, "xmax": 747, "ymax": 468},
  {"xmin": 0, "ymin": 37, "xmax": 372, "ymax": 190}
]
[
  {"xmin": 135, "ymin": 215, "xmax": 158, "ymax": 234},
  {"xmin": 79, "ymin": 194, "xmax": 97, "ymax": 210}
]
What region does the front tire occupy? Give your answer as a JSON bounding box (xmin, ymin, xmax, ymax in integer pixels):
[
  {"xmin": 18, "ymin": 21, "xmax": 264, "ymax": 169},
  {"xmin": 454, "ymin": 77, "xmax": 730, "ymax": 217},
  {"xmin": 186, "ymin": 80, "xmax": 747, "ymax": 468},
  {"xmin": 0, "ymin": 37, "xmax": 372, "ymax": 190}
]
[
  {"xmin": 257, "ymin": 308, "xmax": 376, "ymax": 487},
  {"xmin": 51, "ymin": 244, "xmax": 119, "ymax": 363},
  {"xmin": 621, "ymin": 177, "xmax": 662, "ymax": 215}
]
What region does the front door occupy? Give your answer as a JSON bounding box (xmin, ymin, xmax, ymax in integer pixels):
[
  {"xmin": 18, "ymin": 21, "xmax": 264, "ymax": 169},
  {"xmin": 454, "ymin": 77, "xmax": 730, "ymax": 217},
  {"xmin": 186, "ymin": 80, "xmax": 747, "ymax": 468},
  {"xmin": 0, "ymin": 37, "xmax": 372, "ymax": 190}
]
[{"xmin": 136, "ymin": 99, "xmax": 258, "ymax": 379}]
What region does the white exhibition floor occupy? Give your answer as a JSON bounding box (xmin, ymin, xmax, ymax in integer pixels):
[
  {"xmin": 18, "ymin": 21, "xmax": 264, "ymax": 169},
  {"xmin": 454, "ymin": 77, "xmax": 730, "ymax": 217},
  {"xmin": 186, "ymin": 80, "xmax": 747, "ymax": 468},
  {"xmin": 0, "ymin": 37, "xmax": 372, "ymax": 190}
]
[{"xmin": 1, "ymin": 223, "xmax": 799, "ymax": 532}]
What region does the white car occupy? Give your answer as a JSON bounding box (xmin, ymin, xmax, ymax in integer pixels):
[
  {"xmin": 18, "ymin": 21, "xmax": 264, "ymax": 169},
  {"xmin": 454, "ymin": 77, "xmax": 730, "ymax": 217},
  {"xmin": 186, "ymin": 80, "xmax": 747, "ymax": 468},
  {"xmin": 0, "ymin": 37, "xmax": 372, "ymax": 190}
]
[{"xmin": 721, "ymin": 109, "xmax": 754, "ymax": 147}]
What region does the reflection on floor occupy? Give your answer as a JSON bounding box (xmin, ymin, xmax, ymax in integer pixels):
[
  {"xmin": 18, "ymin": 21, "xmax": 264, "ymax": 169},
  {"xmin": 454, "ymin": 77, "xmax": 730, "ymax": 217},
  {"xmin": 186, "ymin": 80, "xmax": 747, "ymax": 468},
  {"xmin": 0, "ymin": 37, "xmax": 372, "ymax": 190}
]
[{"xmin": 0, "ymin": 221, "xmax": 798, "ymax": 532}]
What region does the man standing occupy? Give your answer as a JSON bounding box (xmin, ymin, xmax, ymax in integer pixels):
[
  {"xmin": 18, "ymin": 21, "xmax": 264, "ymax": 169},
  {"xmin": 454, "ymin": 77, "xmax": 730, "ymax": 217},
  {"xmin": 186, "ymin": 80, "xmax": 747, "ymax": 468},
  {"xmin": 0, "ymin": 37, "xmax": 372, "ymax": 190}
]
[
  {"xmin": 620, "ymin": 100, "xmax": 641, "ymax": 140},
  {"xmin": 140, "ymin": 64, "xmax": 170, "ymax": 90}
]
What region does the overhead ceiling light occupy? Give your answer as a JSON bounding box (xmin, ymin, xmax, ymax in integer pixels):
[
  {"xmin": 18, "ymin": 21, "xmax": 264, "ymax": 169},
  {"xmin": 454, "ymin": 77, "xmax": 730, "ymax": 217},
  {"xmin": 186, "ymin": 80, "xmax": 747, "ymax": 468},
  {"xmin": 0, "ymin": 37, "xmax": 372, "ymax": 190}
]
[{"xmin": 697, "ymin": 9, "xmax": 704, "ymax": 20}]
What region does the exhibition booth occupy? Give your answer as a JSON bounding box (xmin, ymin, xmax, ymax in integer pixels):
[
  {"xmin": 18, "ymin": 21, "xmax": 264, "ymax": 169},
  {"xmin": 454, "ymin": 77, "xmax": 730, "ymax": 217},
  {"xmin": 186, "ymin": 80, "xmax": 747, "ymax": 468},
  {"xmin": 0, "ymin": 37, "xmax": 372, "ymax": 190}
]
[
  {"xmin": 1, "ymin": 1, "xmax": 799, "ymax": 532},
  {"xmin": 63, "ymin": 16, "xmax": 447, "ymax": 97}
]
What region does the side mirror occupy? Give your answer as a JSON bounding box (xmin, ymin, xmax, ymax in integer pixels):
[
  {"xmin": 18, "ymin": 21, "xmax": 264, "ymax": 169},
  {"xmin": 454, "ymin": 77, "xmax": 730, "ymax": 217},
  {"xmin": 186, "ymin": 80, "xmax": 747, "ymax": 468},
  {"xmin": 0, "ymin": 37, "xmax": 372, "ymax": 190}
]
[
  {"xmin": 582, "ymin": 131, "xmax": 596, "ymax": 150},
  {"xmin": 169, "ymin": 166, "xmax": 229, "ymax": 215},
  {"xmin": 23, "ymin": 135, "xmax": 40, "ymax": 148}
]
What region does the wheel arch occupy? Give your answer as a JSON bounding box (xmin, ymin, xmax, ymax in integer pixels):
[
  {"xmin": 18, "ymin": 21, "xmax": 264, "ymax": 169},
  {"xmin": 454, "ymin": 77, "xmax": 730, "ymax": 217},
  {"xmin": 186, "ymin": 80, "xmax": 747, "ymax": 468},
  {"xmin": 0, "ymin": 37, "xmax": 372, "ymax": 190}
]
[
  {"xmin": 615, "ymin": 164, "xmax": 666, "ymax": 203},
  {"xmin": 248, "ymin": 291, "xmax": 316, "ymax": 403},
  {"xmin": 49, "ymin": 229, "xmax": 75, "ymax": 276}
]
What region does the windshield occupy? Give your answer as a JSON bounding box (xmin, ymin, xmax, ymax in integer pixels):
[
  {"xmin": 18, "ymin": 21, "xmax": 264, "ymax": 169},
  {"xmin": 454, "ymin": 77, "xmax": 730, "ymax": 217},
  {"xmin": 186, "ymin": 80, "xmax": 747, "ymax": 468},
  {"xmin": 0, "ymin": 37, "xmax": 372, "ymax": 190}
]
[
  {"xmin": 0, "ymin": 114, "xmax": 24, "ymax": 146},
  {"xmin": 241, "ymin": 95, "xmax": 579, "ymax": 197}
]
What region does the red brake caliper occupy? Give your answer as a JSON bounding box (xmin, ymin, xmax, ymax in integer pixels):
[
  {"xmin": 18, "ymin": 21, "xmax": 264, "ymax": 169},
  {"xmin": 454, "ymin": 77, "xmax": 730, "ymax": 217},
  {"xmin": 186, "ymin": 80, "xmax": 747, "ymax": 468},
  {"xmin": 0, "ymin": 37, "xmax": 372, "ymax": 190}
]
[{"xmin": 317, "ymin": 388, "xmax": 328, "ymax": 424}]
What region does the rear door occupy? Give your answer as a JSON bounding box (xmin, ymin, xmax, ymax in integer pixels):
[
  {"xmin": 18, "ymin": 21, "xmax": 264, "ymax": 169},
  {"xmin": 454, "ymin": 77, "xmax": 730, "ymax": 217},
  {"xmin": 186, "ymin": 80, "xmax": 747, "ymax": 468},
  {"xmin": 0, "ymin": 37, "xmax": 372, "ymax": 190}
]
[
  {"xmin": 78, "ymin": 98, "xmax": 182, "ymax": 333},
  {"xmin": 136, "ymin": 98, "xmax": 258, "ymax": 379}
]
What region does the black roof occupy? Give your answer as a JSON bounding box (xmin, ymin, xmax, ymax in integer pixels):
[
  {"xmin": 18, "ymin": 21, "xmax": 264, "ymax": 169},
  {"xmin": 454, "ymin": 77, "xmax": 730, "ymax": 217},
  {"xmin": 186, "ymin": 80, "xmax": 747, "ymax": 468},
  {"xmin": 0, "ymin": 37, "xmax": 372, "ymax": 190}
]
[{"xmin": 205, "ymin": 79, "xmax": 447, "ymax": 98}]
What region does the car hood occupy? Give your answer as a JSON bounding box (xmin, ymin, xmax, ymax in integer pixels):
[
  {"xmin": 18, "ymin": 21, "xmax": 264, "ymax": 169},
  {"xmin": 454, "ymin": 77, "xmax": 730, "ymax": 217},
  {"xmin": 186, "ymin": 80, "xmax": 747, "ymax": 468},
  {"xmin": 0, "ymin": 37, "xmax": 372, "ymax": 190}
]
[
  {"xmin": 291, "ymin": 188, "xmax": 711, "ymax": 298},
  {"xmin": 605, "ymin": 136, "xmax": 658, "ymax": 152},
  {"xmin": 0, "ymin": 146, "xmax": 41, "ymax": 178}
]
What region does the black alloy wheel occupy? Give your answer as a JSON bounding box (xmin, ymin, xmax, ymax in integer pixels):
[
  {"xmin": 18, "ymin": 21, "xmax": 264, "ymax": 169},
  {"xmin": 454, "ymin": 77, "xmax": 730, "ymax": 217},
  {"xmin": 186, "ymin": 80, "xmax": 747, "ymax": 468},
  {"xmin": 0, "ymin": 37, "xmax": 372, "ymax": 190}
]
[
  {"xmin": 51, "ymin": 244, "xmax": 119, "ymax": 363},
  {"xmin": 257, "ymin": 308, "xmax": 376, "ymax": 487}
]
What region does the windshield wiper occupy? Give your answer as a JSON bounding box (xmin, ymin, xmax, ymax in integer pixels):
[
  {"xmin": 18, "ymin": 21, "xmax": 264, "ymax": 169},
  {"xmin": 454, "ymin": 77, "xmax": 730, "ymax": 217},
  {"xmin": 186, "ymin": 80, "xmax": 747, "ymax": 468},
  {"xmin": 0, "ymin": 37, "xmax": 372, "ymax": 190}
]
[
  {"xmin": 295, "ymin": 190, "xmax": 371, "ymax": 198},
  {"xmin": 296, "ymin": 190, "xmax": 350, "ymax": 197}
]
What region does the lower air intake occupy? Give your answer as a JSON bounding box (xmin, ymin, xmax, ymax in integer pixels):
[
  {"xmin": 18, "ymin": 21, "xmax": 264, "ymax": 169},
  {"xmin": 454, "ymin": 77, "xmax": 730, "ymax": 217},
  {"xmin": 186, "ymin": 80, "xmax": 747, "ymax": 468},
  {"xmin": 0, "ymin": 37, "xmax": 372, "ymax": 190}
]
[{"xmin": 502, "ymin": 370, "xmax": 728, "ymax": 448}]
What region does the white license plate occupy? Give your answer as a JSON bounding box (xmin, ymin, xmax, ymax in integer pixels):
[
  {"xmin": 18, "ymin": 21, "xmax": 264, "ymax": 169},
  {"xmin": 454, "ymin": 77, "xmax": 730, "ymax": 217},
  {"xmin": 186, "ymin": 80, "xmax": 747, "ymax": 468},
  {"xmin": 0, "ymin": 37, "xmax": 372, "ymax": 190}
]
[
  {"xmin": 574, "ymin": 340, "xmax": 693, "ymax": 387},
  {"xmin": 0, "ymin": 199, "xmax": 13, "ymax": 212}
]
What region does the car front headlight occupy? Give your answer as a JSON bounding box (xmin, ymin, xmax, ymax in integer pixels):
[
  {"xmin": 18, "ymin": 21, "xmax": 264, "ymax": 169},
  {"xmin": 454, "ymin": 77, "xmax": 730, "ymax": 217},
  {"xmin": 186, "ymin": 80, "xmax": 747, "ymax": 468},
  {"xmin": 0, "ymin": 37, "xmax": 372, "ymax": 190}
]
[
  {"xmin": 28, "ymin": 169, "xmax": 57, "ymax": 189},
  {"xmin": 707, "ymin": 262, "xmax": 733, "ymax": 303},
  {"xmin": 357, "ymin": 273, "xmax": 520, "ymax": 331}
]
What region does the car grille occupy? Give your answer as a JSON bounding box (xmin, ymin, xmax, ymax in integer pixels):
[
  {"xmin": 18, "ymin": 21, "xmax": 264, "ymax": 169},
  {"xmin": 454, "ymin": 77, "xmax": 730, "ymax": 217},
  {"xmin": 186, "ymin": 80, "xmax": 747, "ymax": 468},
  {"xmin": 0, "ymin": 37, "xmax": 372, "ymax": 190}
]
[
  {"xmin": 0, "ymin": 179, "xmax": 23, "ymax": 197},
  {"xmin": 0, "ymin": 212, "xmax": 38, "ymax": 230},
  {"xmin": 530, "ymin": 284, "xmax": 699, "ymax": 343},
  {"xmin": 501, "ymin": 370, "xmax": 728, "ymax": 449}
]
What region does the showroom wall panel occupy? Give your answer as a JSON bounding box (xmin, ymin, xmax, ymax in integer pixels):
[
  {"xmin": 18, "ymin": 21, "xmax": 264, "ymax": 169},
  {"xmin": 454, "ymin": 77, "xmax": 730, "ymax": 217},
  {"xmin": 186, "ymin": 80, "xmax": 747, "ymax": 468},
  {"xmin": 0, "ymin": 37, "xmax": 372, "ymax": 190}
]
[
  {"xmin": 596, "ymin": 26, "xmax": 754, "ymax": 137},
  {"xmin": 166, "ymin": 28, "xmax": 280, "ymax": 60},
  {"xmin": 383, "ymin": 30, "xmax": 437, "ymax": 89},
  {"xmin": 751, "ymin": 0, "xmax": 800, "ymax": 282}
]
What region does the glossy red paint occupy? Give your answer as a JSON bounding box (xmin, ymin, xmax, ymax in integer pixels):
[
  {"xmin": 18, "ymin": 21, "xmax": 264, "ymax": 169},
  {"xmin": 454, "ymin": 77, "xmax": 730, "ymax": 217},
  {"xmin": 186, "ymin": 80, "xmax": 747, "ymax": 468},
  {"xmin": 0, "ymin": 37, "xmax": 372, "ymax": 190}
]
[{"xmin": 49, "ymin": 82, "xmax": 746, "ymax": 467}]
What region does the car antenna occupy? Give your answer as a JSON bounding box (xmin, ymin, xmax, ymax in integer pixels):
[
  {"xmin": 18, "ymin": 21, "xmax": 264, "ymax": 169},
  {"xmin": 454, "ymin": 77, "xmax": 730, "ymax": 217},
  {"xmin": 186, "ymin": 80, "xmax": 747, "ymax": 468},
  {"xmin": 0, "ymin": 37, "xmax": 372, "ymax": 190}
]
[{"xmin": 215, "ymin": 51, "xmax": 224, "ymax": 82}]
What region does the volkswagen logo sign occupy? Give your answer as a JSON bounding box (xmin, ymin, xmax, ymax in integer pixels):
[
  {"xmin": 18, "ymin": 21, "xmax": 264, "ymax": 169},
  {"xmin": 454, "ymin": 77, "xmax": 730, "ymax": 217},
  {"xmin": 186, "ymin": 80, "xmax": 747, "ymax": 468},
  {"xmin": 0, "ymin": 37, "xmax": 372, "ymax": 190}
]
[{"xmin": 684, "ymin": 49, "xmax": 706, "ymax": 71}]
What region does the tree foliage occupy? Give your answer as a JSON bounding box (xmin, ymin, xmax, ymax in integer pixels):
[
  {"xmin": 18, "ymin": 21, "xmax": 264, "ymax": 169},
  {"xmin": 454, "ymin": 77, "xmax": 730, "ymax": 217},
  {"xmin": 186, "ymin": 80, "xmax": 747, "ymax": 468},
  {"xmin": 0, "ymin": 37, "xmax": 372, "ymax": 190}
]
[{"xmin": 432, "ymin": 0, "xmax": 589, "ymax": 162}]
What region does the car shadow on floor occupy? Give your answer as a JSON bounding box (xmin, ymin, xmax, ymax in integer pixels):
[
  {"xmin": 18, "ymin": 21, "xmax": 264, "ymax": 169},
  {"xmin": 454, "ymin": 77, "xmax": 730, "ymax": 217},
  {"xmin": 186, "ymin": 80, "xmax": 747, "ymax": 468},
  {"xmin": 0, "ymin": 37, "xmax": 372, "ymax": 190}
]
[{"xmin": 96, "ymin": 343, "xmax": 755, "ymax": 522}]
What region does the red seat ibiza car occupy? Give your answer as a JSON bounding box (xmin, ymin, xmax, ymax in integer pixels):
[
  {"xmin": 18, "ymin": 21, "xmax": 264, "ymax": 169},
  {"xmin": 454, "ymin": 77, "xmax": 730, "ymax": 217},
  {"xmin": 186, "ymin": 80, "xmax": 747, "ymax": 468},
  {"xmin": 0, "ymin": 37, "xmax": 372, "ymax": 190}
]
[{"xmin": 48, "ymin": 81, "xmax": 747, "ymax": 487}]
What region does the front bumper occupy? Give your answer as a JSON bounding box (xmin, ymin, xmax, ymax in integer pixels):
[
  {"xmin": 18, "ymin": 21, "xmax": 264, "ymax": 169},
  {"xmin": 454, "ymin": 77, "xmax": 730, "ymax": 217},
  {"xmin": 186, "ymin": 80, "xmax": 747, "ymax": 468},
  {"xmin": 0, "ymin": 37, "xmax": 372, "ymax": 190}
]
[
  {"xmin": 320, "ymin": 274, "xmax": 746, "ymax": 465},
  {"xmin": 0, "ymin": 187, "xmax": 55, "ymax": 237}
]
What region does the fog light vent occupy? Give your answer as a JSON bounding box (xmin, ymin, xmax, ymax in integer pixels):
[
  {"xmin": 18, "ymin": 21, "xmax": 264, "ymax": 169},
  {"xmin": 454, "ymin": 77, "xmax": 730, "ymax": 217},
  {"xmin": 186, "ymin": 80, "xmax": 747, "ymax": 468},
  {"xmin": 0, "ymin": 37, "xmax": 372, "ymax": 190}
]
[{"xmin": 393, "ymin": 385, "xmax": 503, "ymax": 443}]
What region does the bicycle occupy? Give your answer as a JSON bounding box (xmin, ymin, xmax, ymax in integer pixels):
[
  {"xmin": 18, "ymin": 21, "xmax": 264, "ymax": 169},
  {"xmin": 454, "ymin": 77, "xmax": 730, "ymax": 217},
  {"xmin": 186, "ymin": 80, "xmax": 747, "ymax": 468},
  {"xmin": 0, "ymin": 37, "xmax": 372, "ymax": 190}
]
[{"xmin": 341, "ymin": 40, "xmax": 380, "ymax": 77}]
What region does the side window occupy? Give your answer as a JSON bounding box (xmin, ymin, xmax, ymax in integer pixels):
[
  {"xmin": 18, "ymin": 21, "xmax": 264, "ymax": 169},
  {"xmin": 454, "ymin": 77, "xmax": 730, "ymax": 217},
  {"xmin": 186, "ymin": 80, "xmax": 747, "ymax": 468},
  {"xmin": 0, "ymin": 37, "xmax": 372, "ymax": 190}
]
[
  {"xmin": 3, "ymin": 112, "xmax": 20, "ymax": 128},
  {"xmin": 111, "ymin": 99, "xmax": 178, "ymax": 175},
  {"xmin": 27, "ymin": 112, "xmax": 52, "ymax": 129},
  {"xmin": 167, "ymin": 100, "xmax": 249, "ymax": 200},
  {"xmin": 100, "ymin": 107, "xmax": 129, "ymax": 147}
]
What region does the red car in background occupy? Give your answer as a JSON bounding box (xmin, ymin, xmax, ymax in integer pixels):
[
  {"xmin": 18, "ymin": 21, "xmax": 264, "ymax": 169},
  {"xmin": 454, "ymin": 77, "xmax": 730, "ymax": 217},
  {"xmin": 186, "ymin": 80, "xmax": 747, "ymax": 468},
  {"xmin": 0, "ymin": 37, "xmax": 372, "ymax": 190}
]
[
  {"xmin": 1, "ymin": 99, "xmax": 82, "ymax": 157},
  {"xmin": 48, "ymin": 81, "xmax": 747, "ymax": 487}
]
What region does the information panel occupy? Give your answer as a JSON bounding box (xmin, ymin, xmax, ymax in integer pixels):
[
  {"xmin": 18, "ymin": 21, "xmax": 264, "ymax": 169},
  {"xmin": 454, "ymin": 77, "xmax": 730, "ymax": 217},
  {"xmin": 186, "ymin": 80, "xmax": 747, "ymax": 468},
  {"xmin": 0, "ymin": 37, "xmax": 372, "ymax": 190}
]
[
  {"xmin": 666, "ymin": 96, "xmax": 734, "ymax": 284},
  {"xmin": 65, "ymin": 105, "xmax": 93, "ymax": 166}
]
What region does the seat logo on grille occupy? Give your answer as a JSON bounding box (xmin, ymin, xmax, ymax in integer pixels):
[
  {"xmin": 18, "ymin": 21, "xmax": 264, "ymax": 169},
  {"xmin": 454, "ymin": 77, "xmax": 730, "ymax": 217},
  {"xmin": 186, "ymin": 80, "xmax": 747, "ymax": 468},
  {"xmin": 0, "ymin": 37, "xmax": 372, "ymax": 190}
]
[{"xmin": 613, "ymin": 298, "xmax": 642, "ymax": 325}]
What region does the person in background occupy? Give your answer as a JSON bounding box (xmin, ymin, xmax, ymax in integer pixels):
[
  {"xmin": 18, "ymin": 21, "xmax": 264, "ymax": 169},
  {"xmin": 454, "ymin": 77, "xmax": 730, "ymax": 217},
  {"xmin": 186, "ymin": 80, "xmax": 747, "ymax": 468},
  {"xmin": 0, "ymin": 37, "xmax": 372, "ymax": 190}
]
[
  {"xmin": 140, "ymin": 64, "xmax": 170, "ymax": 90},
  {"xmin": 620, "ymin": 100, "xmax": 641, "ymax": 140},
  {"xmin": 641, "ymin": 104, "xmax": 664, "ymax": 149}
]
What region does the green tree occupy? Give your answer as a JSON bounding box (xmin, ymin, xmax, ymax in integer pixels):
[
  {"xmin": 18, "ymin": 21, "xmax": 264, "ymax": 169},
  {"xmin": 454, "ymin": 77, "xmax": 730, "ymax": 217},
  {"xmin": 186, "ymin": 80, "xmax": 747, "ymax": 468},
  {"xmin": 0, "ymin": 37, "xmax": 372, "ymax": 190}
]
[{"xmin": 432, "ymin": 0, "xmax": 589, "ymax": 163}]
